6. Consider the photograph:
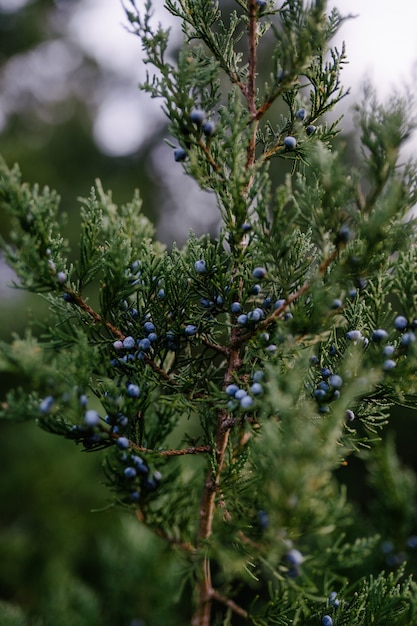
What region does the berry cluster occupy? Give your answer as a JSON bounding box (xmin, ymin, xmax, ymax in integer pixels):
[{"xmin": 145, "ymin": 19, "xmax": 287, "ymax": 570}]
[
  {"xmin": 225, "ymin": 370, "xmax": 264, "ymax": 411},
  {"xmin": 174, "ymin": 108, "xmax": 216, "ymax": 162}
]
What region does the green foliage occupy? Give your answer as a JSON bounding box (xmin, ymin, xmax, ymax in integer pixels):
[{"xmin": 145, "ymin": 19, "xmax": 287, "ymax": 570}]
[{"xmin": 2, "ymin": 1, "xmax": 417, "ymax": 624}]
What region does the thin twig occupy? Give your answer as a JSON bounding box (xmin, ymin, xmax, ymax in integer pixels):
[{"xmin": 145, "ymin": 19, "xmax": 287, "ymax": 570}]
[{"xmin": 210, "ymin": 589, "xmax": 249, "ymax": 620}]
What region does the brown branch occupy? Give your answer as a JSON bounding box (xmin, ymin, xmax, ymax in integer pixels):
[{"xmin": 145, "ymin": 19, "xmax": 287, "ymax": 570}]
[
  {"xmin": 65, "ymin": 288, "xmax": 125, "ymax": 340},
  {"xmin": 111, "ymin": 432, "xmax": 211, "ymax": 457},
  {"xmin": 135, "ymin": 510, "xmax": 196, "ymax": 553},
  {"xmin": 210, "ymin": 589, "xmax": 249, "ymax": 620},
  {"xmin": 201, "ymin": 336, "xmax": 230, "ymax": 356}
]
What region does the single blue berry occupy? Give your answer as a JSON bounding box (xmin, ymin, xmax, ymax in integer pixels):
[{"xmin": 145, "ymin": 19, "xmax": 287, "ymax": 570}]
[
  {"xmin": 241, "ymin": 222, "xmax": 252, "ymax": 232},
  {"xmin": 394, "ymin": 315, "xmax": 408, "ymax": 331},
  {"xmin": 79, "ymin": 394, "xmax": 88, "ymax": 408},
  {"xmin": 383, "ymin": 345, "xmax": 395, "ymax": 356},
  {"xmin": 226, "ymin": 384, "xmax": 239, "ymax": 396},
  {"xmin": 275, "ymin": 299, "xmax": 286, "ymax": 309},
  {"xmin": 252, "ymin": 266, "xmax": 267, "ymax": 279},
  {"xmin": 84, "ymin": 410, "xmax": 100, "ymax": 427},
  {"xmin": 295, "ymin": 107, "xmax": 306, "ymax": 120},
  {"xmin": 237, "ymin": 314, "xmax": 249, "ymax": 326},
  {"xmin": 338, "ymin": 224, "xmax": 351, "ymax": 243},
  {"xmin": 174, "ymin": 147, "xmax": 187, "ymax": 162},
  {"xmin": 310, "ymin": 355, "xmax": 319, "ymax": 365},
  {"xmin": 231, "ymin": 301, "xmax": 242, "ymax": 314},
  {"xmin": 157, "ymin": 288, "xmax": 165, "ymax": 298},
  {"xmin": 314, "ymin": 388, "xmax": 327, "ymax": 401},
  {"xmin": 39, "ymin": 395, "xmax": 55, "ymax": 413},
  {"xmin": 124, "ymin": 467, "xmax": 137, "ymax": 479},
  {"xmin": 113, "ymin": 340, "xmax": 124, "ymax": 351},
  {"xmin": 248, "ymin": 309, "xmax": 262, "ymax": 323},
  {"xmin": 284, "ymin": 136, "xmax": 297, "ymax": 150},
  {"xmin": 322, "ymin": 616, "xmax": 333, "ymax": 626},
  {"xmin": 402, "ymin": 332, "xmax": 416, "ymax": 346},
  {"xmin": 138, "ymin": 338, "xmax": 151, "ymax": 351},
  {"xmin": 256, "ymin": 0, "xmax": 267, "ymax": 7},
  {"xmin": 147, "ymin": 332, "xmax": 158, "ymax": 343},
  {"xmin": 116, "ymin": 436, "xmax": 130, "ymax": 450},
  {"xmin": 202, "ymin": 120, "xmax": 216, "ymax": 136},
  {"xmin": 328, "ymin": 591, "xmax": 338, "ymax": 606},
  {"xmin": 185, "ymin": 324, "xmax": 198, "ymax": 336},
  {"xmin": 265, "ymin": 344, "xmax": 277, "ymax": 352},
  {"xmin": 250, "ymin": 382, "xmax": 263, "ymax": 395},
  {"xmin": 329, "ymin": 374, "xmax": 343, "ymax": 389},
  {"xmin": 57, "ymin": 271, "xmax": 67, "ymax": 284},
  {"xmin": 127, "ymin": 384, "xmax": 140, "ymax": 398},
  {"xmin": 383, "ymin": 359, "xmax": 396, "ymax": 371},
  {"xmin": 130, "ymin": 490, "xmax": 140, "ymax": 502},
  {"xmin": 331, "ymin": 298, "xmax": 342, "ymax": 309},
  {"xmin": 251, "ymin": 284, "xmax": 261, "ymax": 295},
  {"xmin": 321, "ymin": 367, "xmax": 332, "ymax": 379},
  {"xmin": 123, "ymin": 336, "xmax": 136, "ymax": 350},
  {"xmin": 286, "ymin": 548, "xmax": 304, "ymax": 565},
  {"xmin": 346, "ymin": 330, "xmax": 362, "ymax": 342},
  {"xmin": 253, "ymin": 370, "xmax": 264, "ymax": 382},
  {"xmin": 194, "ymin": 259, "xmax": 207, "ymax": 274},
  {"xmin": 258, "ymin": 509, "xmax": 269, "ymax": 529},
  {"xmin": 143, "ymin": 321, "xmax": 155, "ymax": 333},
  {"xmin": 407, "ymin": 535, "xmax": 417, "ymax": 549},
  {"xmin": 306, "ymin": 124, "xmax": 316, "ymax": 135},
  {"xmin": 190, "ymin": 108, "xmax": 206, "ymax": 125},
  {"xmin": 235, "ymin": 389, "xmax": 247, "ymax": 400},
  {"xmin": 372, "ymin": 329, "xmax": 389, "ymax": 342},
  {"xmin": 317, "ymin": 381, "xmax": 329, "ymax": 391},
  {"xmin": 240, "ymin": 395, "xmax": 254, "ymax": 409},
  {"xmin": 346, "ymin": 409, "xmax": 355, "ymax": 421}
]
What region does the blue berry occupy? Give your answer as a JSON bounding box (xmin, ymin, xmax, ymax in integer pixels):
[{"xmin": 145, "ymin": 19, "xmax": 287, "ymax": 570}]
[
  {"xmin": 284, "ymin": 136, "xmax": 297, "ymax": 150},
  {"xmin": 147, "ymin": 332, "xmax": 158, "ymax": 342},
  {"xmin": 57, "ymin": 271, "xmax": 67, "ymax": 284},
  {"xmin": 265, "ymin": 344, "xmax": 277, "ymax": 352},
  {"xmin": 240, "ymin": 395, "xmax": 254, "ymax": 409},
  {"xmin": 174, "ymin": 147, "xmax": 187, "ymax": 162},
  {"xmin": 256, "ymin": 0, "xmax": 267, "ymax": 7},
  {"xmin": 258, "ymin": 509, "xmax": 269, "ymax": 529},
  {"xmin": 372, "ymin": 328, "xmax": 388, "ymax": 342},
  {"xmin": 235, "ymin": 389, "xmax": 247, "ymax": 400},
  {"xmin": 322, "ymin": 616, "xmax": 333, "ymax": 626},
  {"xmin": 401, "ymin": 332, "xmax": 416, "ymax": 346},
  {"xmin": 317, "ymin": 381, "xmax": 329, "ymax": 391},
  {"xmin": 116, "ymin": 436, "xmax": 130, "ymax": 450},
  {"xmin": 138, "ymin": 338, "xmax": 151, "ymax": 351},
  {"xmin": 250, "ymin": 382, "xmax": 263, "ymax": 395},
  {"xmin": 329, "ymin": 374, "xmax": 343, "ymax": 389},
  {"xmin": 194, "ymin": 259, "xmax": 207, "ymax": 274},
  {"xmin": 383, "ymin": 359, "xmax": 396, "ymax": 371},
  {"xmin": 310, "ymin": 355, "xmax": 319, "ymax": 365},
  {"xmin": 143, "ymin": 321, "xmax": 155, "ymax": 333},
  {"xmin": 394, "ymin": 315, "xmax": 408, "ymax": 331},
  {"xmin": 226, "ymin": 384, "xmax": 239, "ymax": 396},
  {"xmin": 241, "ymin": 222, "xmax": 252, "ymax": 232},
  {"xmin": 113, "ymin": 340, "xmax": 124, "ymax": 351},
  {"xmin": 123, "ymin": 336, "xmax": 136, "ymax": 350},
  {"xmin": 321, "ymin": 367, "xmax": 332, "ymax": 379},
  {"xmin": 328, "ymin": 591, "xmax": 338, "ymax": 606},
  {"xmin": 127, "ymin": 384, "xmax": 140, "ymax": 398},
  {"xmin": 185, "ymin": 324, "xmax": 198, "ymax": 336},
  {"xmin": 314, "ymin": 388, "xmax": 327, "ymax": 401},
  {"xmin": 130, "ymin": 490, "xmax": 140, "ymax": 502},
  {"xmin": 331, "ymin": 298, "xmax": 342, "ymax": 309},
  {"xmin": 190, "ymin": 108, "xmax": 206, "ymax": 125},
  {"xmin": 39, "ymin": 395, "xmax": 54, "ymax": 413},
  {"xmin": 407, "ymin": 535, "xmax": 417, "ymax": 549},
  {"xmin": 248, "ymin": 309, "xmax": 262, "ymax": 323},
  {"xmin": 124, "ymin": 467, "xmax": 137, "ymax": 479},
  {"xmin": 79, "ymin": 394, "xmax": 88, "ymax": 408},
  {"xmin": 346, "ymin": 409, "xmax": 355, "ymax": 421},
  {"xmin": 252, "ymin": 266, "xmax": 267, "ymax": 279},
  {"xmin": 253, "ymin": 370, "xmax": 264, "ymax": 382},
  {"xmin": 251, "ymin": 284, "xmax": 261, "ymax": 295},
  {"xmin": 383, "ymin": 345, "xmax": 395, "ymax": 356},
  {"xmin": 346, "ymin": 330, "xmax": 362, "ymax": 342},
  {"xmin": 286, "ymin": 549, "xmax": 304, "ymax": 565},
  {"xmin": 295, "ymin": 108, "xmax": 306, "ymax": 120},
  {"xmin": 202, "ymin": 120, "xmax": 216, "ymax": 136},
  {"xmin": 84, "ymin": 410, "xmax": 100, "ymax": 426},
  {"xmin": 230, "ymin": 301, "xmax": 242, "ymax": 314},
  {"xmin": 306, "ymin": 125, "xmax": 316, "ymax": 135},
  {"xmin": 275, "ymin": 299, "xmax": 286, "ymax": 309},
  {"xmin": 157, "ymin": 288, "xmax": 165, "ymax": 298},
  {"xmin": 338, "ymin": 224, "xmax": 351, "ymax": 243},
  {"xmin": 237, "ymin": 314, "xmax": 249, "ymax": 326}
]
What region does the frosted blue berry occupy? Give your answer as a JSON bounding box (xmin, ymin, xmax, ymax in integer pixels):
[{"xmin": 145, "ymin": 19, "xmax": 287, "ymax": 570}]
[
  {"xmin": 322, "ymin": 616, "xmax": 333, "ymax": 626},
  {"xmin": 123, "ymin": 336, "xmax": 136, "ymax": 350},
  {"xmin": 143, "ymin": 321, "xmax": 155, "ymax": 333},
  {"xmin": 253, "ymin": 370, "xmax": 264, "ymax": 382},
  {"xmin": 127, "ymin": 384, "xmax": 140, "ymax": 398},
  {"xmin": 113, "ymin": 340, "xmax": 124, "ymax": 351},
  {"xmin": 346, "ymin": 330, "xmax": 362, "ymax": 342},
  {"xmin": 226, "ymin": 384, "xmax": 239, "ymax": 396},
  {"xmin": 185, "ymin": 324, "xmax": 198, "ymax": 336},
  {"xmin": 328, "ymin": 591, "xmax": 338, "ymax": 606},
  {"xmin": 275, "ymin": 299, "xmax": 286, "ymax": 309},
  {"xmin": 394, "ymin": 315, "xmax": 408, "ymax": 331},
  {"xmin": 84, "ymin": 410, "xmax": 100, "ymax": 427},
  {"xmin": 338, "ymin": 224, "xmax": 351, "ymax": 243},
  {"xmin": 401, "ymin": 332, "xmax": 416, "ymax": 346},
  {"xmin": 79, "ymin": 394, "xmax": 88, "ymax": 408},
  {"xmin": 202, "ymin": 120, "xmax": 216, "ymax": 136},
  {"xmin": 116, "ymin": 436, "xmax": 130, "ymax": 450},
  {"xmin": 295, "ymin": 107, "xmax": 306, "ymax": 120},
  {"xmin": 383, "ymin": 359, "xmax": 396, "ymax": 371},
  {"xmin": 321, "ymin": 367, "xmax": 332, "ymax": 379},
  {"xmin": 331, "ymin": 298, "xmax": 342, "ymax": 309},
  {"xmin": 174, "ymin": 147, "xmax": 187, "ymax": 162},
  {"xmin": 157, "ymin": 288, "xmax": 165, "ymax": 298},
  {"xmin": 240, "ymin": 395, "xmax": 254, "ymax": 409},
  {"xmin": 306, "ymin": 124, "xmax": 316, "ymax": 135},
  {"xmin": 194, "ymin": 259, "xmax": 207, "ymax": 274},
  {"xmin": 383, "ymin": 345, "xmax": 395, "ymax": 356},
  {"xmin": 310, "ymin": 355, "xmax": 319, "ymax": 365},
  {"xmin": 230, "ymin": 301, "xmax": 242, "ymax": 314},
  {"xmin": 266, "ymin": 344, "xmax": 277, "ymax": 352},
  {"xmin": 124, "ymin": 467, "xmax": 137, "ymax": 479},
  {"xmin": 248, "ymin": 309, "xmax": 262, "ymax": 323},
  {"xmin": 237, "ymin": 314, "xmax": 249, "ymax": 326},
  {"xmin": 190, "ymin": 108, "xmax": 206, "ymax": 125},
  {"xmin": 251, "ymin": 284, "xmax": 261, "ymax": 295},
  {"xmin": 252, "ymin": 266, "xmax": 267, "ymax": 279},
  {"xmin": 329, "ymin": 374, "xmax": 343, "ymax": 389},
  {"xmin": 130, "ymin": 490, "xmax": 140, "ymax": 502},
  {"xmin": 317, "ymin": 381, "xmax": 329, "ymax": 391},
  {"xmin": 241, "ymin": 222, "xmax": 251, "ymax": 232},
  {"xmin": 235, "ymin": 389, "xmax": 247, "ymax": 400},
  {"xmin": 314, "ymin": 388, "xmax": 327, "ymax": 401},
  {"xmin": 286, "ymin": 549, "xmax": 304, "ymax": 565},
  {"xmin": 138, "ymin": 338, "xmax": 151, "ymax": 351},
  {"xmin": 57, "ymin": 271, "xmax": 67, "ymax": 284},
  {"xmin": 250, "ymin": 382, "xmax": 263, "ymax": 395},
  {"xmin": 372, "ymin": 329, "xmax": 388, "ymax": 342},
  {"xmin": 284, "ymin": 136, "xmax": 297, "ymax": 150},
  {"xmin": 39, "ymin": 395, "xmax": 54, "ymax": 413},
  {"xmin": 256, "ymin": 0, "xmax": 267, "ymax": 7},
  {"xmin": 346, "ymin": 409, "xmax": 355, "ymax": 421},
  {"xmin": 147, "ymin": 332, "xmax": 158, "ymax": 343}
]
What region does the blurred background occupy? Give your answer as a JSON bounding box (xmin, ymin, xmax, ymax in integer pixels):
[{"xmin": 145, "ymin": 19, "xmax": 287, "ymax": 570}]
[{"xmin": 1, "ymin": 1, "xmax": 417, "ymax": 624}]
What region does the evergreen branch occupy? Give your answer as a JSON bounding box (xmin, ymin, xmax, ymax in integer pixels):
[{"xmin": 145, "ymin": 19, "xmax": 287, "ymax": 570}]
[
  {"xmin": 112, "ymin": 432, "xmax": 210, "ymax": 457},
  {"xmin": 135, "ymin": 509, "xmax": 196, "ymax": 552},
  {"xmin": 64, "ymin": 288, "xmax": 125, "ymax": 340},
  {"xmin": 201, "ymin": 336, "xmax": 229, "ymax": 356}
]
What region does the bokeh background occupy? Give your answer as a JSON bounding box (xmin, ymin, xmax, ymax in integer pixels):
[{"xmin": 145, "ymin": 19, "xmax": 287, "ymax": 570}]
[{"xmin": 1, "ymin": 1, "xmax": 417, "ymax": 624}]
